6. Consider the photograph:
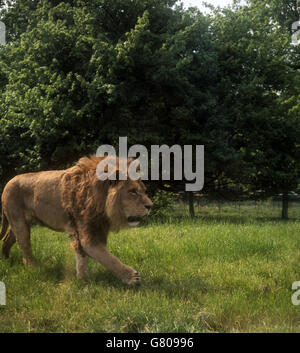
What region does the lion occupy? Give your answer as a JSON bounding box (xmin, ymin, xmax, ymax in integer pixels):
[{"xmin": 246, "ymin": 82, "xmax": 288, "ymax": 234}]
[{"xmin": 0, "ymin": 155, "xmax": 153, "ymax": 286}]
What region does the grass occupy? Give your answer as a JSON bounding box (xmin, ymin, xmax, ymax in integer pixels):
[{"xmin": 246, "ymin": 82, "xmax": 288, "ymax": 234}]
[{"xmin": 0, "ymin": 203, "xmax": 300, "ymax": 332}]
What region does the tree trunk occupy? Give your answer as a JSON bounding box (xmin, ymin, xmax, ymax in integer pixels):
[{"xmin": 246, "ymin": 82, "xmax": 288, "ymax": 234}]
[
  {"xmin": 281, "ymin": 192, "xmax": 289, "ymax": 220},
  {"xmin": 188, "ymin": 192, "xmax": 195, "ymax": 218}
]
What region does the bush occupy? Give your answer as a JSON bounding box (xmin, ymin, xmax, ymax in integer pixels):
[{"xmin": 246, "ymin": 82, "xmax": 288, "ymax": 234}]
[{"xmin": 149, "ymin": 189, "xmax": 177, "ymax": 218}]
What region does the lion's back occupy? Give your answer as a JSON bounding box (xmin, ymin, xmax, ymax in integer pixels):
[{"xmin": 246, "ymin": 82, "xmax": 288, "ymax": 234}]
[{"xmin": 3, "ymin": 170, "xmax": 64, "ymax": 202}]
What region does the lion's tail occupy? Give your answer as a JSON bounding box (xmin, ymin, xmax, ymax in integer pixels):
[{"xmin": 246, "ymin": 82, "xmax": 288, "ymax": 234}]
[{"xmin": 0, "ymin": 209, "xmax": 9, "ymax": 241}]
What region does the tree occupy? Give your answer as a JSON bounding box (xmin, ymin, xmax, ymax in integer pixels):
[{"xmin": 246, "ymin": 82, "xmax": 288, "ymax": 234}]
[
  {"xmin": 1, "ymin": 0, "xmax": 299, "ymax": 221},
  {"xmin": 0, "ymin": 1, "xmax": 220, "ymax": 194},
  {"xmin": 211, "ymin": 0, "xmax": 300, "ymax": 219}
]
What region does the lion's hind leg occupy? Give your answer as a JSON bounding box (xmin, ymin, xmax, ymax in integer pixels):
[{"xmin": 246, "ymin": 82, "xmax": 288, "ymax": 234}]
[
  {"xmin": 9, "ymin": 219, "xmax": 35, "ymax": 266},
  {"xmin": 2, "ymin": 229, "xmax": 16, "ymax": 259}
]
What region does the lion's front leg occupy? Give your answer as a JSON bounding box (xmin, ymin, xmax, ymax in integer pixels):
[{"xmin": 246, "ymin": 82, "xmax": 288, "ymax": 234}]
[
  {"xmin": 82, "ymin": 239, "xmax": 141, "ymax": 286},
  {"xmin": 75, "ymin": 251, "xmax": 89, "ymax": 279}
]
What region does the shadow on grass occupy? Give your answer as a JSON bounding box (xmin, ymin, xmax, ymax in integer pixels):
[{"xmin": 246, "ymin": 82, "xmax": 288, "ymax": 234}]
[
  {"xmin": 0, "ymin": 250, "xmax": 67, "ymax": 284},
  {"xmin": 2, "ymin": 251, "xmax": 23, "ymax": 267},
  {"xmin": 0, "ymin": 252, "xmax": 225, "ymax": 305},
  {"xmin": 75, "ymin": 268, "xmax": 210, "ymax": 302},
  {"xmin": 85, "ymin": 270, "xmax": 122, "ymax": 287},
  {"xmin": 37, "ymin": 261, "xmax": 67, "ymax": 283},
  {"xmin": 145, "ymin": 274, "xmax": 210, "ymax": 301}
]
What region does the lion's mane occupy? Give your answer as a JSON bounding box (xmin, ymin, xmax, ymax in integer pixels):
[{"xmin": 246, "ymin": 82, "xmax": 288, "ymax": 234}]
[{"xmin": 61, "ymin": 155, "xmax": 130, "ymax": 244}]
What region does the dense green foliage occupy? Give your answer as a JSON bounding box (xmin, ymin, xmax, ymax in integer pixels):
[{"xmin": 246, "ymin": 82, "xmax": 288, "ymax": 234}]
[
  {"xmin": 0, "ymin": 1, "xmax": 217, "ymax": 173},
  {"xmin": 213, "ymin": 0, "xmax": 300, "ymax": 195}
]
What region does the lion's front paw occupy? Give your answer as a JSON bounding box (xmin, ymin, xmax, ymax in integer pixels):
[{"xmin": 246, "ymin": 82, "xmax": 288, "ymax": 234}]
[{"xmin": 123, "ymin": 270, "xmax": 141, "ymax": 286}]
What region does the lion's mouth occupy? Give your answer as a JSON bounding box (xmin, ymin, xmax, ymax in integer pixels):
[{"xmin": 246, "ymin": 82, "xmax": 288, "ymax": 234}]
[{"xmin": 127, "ymin": 216, "xmax": 142, "ymax": 227}]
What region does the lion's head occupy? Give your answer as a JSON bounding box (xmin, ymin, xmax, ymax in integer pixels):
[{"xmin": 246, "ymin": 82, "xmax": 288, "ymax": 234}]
[
  {"xmin": 105, "ymin": 177, "xmax": 152, "ymax": 230},
  {"xmin": 61, "ymin": 155, "xmax": 153, "ymax": 233}
]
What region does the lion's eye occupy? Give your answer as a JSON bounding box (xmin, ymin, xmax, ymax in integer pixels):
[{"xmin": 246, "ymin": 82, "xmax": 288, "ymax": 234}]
[{"xmin": 129, "ymin": 189, "xmax": 139, "ymax": 196}]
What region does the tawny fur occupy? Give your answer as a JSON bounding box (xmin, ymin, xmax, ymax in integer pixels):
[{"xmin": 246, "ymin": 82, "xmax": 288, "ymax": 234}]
[{"xmin": 0, "ymin": 155, "xmax": 152, "ymax": 285}]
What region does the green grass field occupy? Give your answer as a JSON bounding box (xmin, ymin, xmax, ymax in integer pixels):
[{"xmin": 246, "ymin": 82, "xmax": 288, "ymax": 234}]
[{"xmin": 0, "ymin": 203, "xmax": 300, "ymax": 332}]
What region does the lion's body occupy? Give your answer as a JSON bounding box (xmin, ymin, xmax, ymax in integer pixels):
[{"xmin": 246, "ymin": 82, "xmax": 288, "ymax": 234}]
[
  {"xmin": 2, "ymin": 170, "xmax": 73, "ymax": 234},
  {"xmin": 0, "ymin": 156, "xmax": 152, "ymax": 285}
]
